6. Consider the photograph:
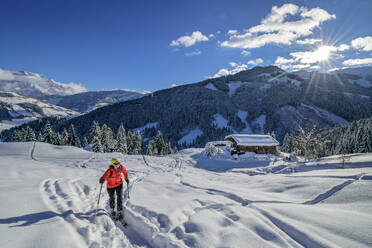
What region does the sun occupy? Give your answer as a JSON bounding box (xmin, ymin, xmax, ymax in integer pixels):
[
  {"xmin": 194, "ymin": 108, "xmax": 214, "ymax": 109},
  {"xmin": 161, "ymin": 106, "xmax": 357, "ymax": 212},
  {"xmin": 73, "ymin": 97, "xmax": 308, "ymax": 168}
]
[{"xmin": 312, "ymin": 46, "xmax": 333, "ymax": 62}]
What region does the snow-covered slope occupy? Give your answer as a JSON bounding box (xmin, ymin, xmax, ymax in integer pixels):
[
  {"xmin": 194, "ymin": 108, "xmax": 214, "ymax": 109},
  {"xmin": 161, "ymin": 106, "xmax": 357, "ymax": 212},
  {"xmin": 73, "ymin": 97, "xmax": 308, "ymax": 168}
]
[
  {"xmin": 1, "ymin": 142, "xmax": 371, "ymax": 248},
  {"xmin": 332, "ymin": 66, "xmax": 372, "ymax": 78},
  {"xmin": 0, "ymin": 68, "xmax": 87, "ymax": 98},
  {"xmin": 44, "ymin": 90, "xmax": 147, "ymax": 113},
  {"xmin": 0, "ymin": 92, "xmax": 79, "ymax": 132}
]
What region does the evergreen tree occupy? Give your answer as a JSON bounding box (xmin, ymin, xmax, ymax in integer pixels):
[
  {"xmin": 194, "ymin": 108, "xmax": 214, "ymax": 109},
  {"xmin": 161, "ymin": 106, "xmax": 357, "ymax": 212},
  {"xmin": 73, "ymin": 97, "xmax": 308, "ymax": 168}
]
[
  {"xmin": 101, "ymin": 124, "xmax": 115, "ymax": 152},
  {"xmin": 92, "ymin": 136, "xmax": 102, "ymax": 153},
  {"xmin": 173, "ymin": 146, "xmax": 178, "ymax": 153},
  {"xmin": 25, "ymin": 126, "xmax": 36, "ymax": 141},
  {"xmin": 165, "ymin": 142, "xmax": 172, "ymax": 154},
  {"xmin": 155, "ymin": 131, "xmax": 166, "ymax": 155},
  {"xmin": 62, "ymin": 128, "xmax": 69, "ymax": 145},
  {"xmin": 89, "ymin": 121, "xmax": 101, "ymax": 143},
  {"xmin": 43, "ymin": 121, "xmax": 54, "ymax": 144},
  {"xmin": 19, "ymin": 128, "xmax": 27, "ymax": 141},
  {"xmin": 146, "ymin": 139, "xmax": 156, "ymax": 155},
  {"xmin": 127, "ymin": 130, "xmax": 134, "ymax": 154},
  {"xmin": 11, "ymin": 130, "xmax": 21, "ymax": 142},
  {"xmin": 281, "ymin": 133, "xmax": 293, "ymax": 153},
  {"xmin": 133, "ymin": 130, "xmax": 142, "ymax": 155},
  {"xmin": 54, "ymin": 133, "xmax": 62, "ymax": 145},
  {"xmin": 82, "ymin": 137, "xmax": 89, "ymax": 148},
  {"xmin": 116, "ymin": 123, "xmax": 128, "ymax": 154},
  {"xmin": 37, "ymin": 132, "xmax": 44, "ymax": 142},
  {"xmin": 69, "ymin": 123, "xmax": 81, "ymax": 147}
]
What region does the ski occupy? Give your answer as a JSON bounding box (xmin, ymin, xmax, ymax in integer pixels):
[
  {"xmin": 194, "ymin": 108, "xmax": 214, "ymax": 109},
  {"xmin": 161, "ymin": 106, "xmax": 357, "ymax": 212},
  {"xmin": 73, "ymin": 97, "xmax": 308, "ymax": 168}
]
[{"xmin": 110, "ymin": 212, "xmax": 128, "ymax": 227}]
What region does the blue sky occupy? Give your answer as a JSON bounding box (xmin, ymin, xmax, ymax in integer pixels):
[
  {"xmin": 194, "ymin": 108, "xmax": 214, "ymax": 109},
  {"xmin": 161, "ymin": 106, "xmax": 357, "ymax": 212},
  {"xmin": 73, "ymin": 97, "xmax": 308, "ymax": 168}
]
[{"xmin": 1, "ymin": 0, "xmax": 372, "ymax": 92}]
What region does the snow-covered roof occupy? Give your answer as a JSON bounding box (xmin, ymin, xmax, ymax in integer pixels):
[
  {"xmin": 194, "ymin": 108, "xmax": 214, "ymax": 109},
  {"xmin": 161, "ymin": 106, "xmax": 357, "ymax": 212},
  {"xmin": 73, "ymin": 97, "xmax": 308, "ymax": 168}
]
[
  {"xmin": 205, "ymin": 140, "xmax": 232, "ymax": 147},
  {"xmin": 225, "ymin": 134, "xmax": 279, "ymax": 147}
]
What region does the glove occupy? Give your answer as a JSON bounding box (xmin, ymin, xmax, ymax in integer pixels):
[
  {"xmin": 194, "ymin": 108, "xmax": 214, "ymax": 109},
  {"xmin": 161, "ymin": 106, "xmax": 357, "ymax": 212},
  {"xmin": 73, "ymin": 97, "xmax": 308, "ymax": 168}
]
[
  {"xmin": 99, "ymin": 176, "xmax": 105, "ymax": 184},
  {"xmin": 125, "ymin": 179, "xmax": 129, "ymax": 185}
]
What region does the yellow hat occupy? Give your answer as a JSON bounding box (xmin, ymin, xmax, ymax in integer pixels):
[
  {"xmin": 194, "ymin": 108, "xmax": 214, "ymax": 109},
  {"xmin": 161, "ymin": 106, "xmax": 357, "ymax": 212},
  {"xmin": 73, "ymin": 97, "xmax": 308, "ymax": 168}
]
[{"xmin": 111, "ymin": 158, "xmax": 120, "ymax": 164}]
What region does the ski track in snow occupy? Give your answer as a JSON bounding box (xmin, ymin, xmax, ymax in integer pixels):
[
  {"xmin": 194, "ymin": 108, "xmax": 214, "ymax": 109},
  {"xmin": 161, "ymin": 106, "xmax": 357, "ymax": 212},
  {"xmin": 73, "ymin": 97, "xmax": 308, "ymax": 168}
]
[
  {"xmin": 2, "ymin": 142, "xmax": 372, "ymax": 248},
  {"xmin": 40, "ymin": 177, "xmax": 134, "ymax": 248}
]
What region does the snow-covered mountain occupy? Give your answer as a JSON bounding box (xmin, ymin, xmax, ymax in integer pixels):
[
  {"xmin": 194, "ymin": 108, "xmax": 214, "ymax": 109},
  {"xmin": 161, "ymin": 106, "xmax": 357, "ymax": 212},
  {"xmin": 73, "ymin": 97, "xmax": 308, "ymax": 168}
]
[
  {"xmin": 1, "ymin": 142, "xmax": 372, "ymax": 248},
  {"xmin": 0, "ymin": 68, "xmax": 87, "ymax": 98},
  {"xmin": 43, "ymin": 90, "xmax": 148, "ymax": 113},
  {"xmin": 0, "ymin": 68, "xmax": 147, "ymax": 113},
  {"xmin": 0, "ymin": 92, "xmax": 79, "ymax": 132},
  {"xmin": 330, "ymin": 66, "xmax": 372, "ymax": 88},
  {"xmin": 2, "ymin": 65, "xmax": 371, "ymax": 147}
]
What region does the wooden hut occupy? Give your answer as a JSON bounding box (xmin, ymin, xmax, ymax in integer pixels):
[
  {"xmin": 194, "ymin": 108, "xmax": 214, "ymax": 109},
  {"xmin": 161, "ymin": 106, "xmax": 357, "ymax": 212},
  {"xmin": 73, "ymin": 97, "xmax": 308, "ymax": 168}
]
[{"xmin": 225, "ymin": 134, "xmax": 279, "ymax": 155}]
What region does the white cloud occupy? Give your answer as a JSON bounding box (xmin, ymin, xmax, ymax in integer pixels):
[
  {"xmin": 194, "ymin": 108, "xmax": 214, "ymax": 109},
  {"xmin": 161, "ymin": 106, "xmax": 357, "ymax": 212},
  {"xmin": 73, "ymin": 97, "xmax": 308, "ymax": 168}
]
[
  {"xmin": 241, "ymin": 50, "xmax": 251, "ymax": 56},
  {"xmin": 209, "ymin": 34, "xmax": 215, "ymax": 38},
  {"xmin": 211, "ymin": 62, "xmax": 248, "ymax": 78},
  {"xmin": 217, "ymin": 31, "xmax": 222, "ymax": 35},
  {"xmin": 247, "ymin": 58, "xmax": 263, "ymax": 65},
  {"xmin": 170, "ymin": 31, "xmax": 209, "ymax": 47},
  {"xmin": 296, "ymin": 38, "xmax": 322, "ymax": 45},
  {"xmin": 328, "ymin": 67, "xmax": 341, "ymax": 72},
  {"xmin": 227, "ymin": 30, "xmax": 239, "ymax": 36},
  {"xmin": 337, "ymin": 44, "xmax": 350, "ymax": 51},
  {"xmin": 229, "ymin": 62, "xmax": 238, "ymax": 67},
  {"xmin": 0, "ymin": 68, "xmax": 15, "ymax": 80},
  {"xmin": 171, "ymin": 84, "xmax": 178, "ymax": 87},
  {"xmin": 290, "ymin": 46, "xmax": 337, "ymax": 64},
  {"xmin": 185, "ymin": 50, "xmax": 201, "ymax": 57},
  {"xmin": 221, "ymin": 4, "xmax": 335, "ymax": 49},
  {"xmin": 275, "ymin": 56, "xmax": 295, "ymax": 64},
  {"xmin": 343, "ymin": 58, "xmax": 372, "ymax": 66},
  {"xmin": 351, "ymin": 36, "xmax": 372, "ymax": 51}
]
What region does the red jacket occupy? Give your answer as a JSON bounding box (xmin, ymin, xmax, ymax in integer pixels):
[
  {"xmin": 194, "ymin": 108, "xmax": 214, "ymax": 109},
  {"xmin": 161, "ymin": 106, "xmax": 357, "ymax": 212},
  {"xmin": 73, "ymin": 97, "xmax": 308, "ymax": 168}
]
[{"xmin": 102, "ymin": 164, "xmax": 129, "ymax": 188}]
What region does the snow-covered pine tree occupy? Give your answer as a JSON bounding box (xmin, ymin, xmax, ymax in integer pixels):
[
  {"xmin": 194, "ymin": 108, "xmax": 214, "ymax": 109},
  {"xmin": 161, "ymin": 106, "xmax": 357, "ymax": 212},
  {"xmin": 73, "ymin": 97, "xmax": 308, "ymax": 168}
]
[
  {"xmin": 101, "ymin": 124, "xmax": 116, "ymax": 152},
  {"xmin": 19, "ymin": 128, "xmax": 26, "ymax": 142},
  {"xmin": 146, "ymin": 139, "xmax": 156, "ymax": 155},
  {"xmin": 43, "ymin": 121, "xmax": 55, "ymax": 144},
  {"xmin": 164, "ymin": 142, "xmax": 171, "ymax": 154},
  {"xmin": 69, "ymin": 123, "xmax": 81, "ymax": 147},
  {"xmin": 291, "ymin": 126, "xmax": 329, "ymax": 159},
  {"xmin": 37, "ymin": 132, "xmax": 44, "ymax": 142},
  {"xmin": 155, "ymin": 130, "xmax": 166, "ymax": 155},
  {"xmin": 92, "ymin": 136, "xmax": 103, "ymax": 153},
  {"xmin": 281, "ymin": 133, "xmax": 293, "ymax": 153},
  {"xmin": 116, "ymin": 123, "xmax": 128, "ymax": 154},
  {"xmin": 62, "ymin": 128, "xmax": 69, "ymax": 145},
  {"xmin": 89, "ymin": 121, "xmax": 101, "ymax": 144},
  {"xmin": 173, "ymin": 146, "xmax": 178, "ymax": 153},
  {"xmin": 133, "ymin": 130, "xmax": 142, "ymax": 155},
  {"xmin": 26, "ymin": 126, "xmax": 36, "ymax": 141},
  {"xmin": 82, "ymin": 137, "xmax": 89, "ymax": 148},
  {"xmin": 365, "ymin": 121, "xmax": 372, "ymax": 152},
  {"xmin": 127, "ymin": 130, "xmax": 134, "ymax": 154},
  {"xmin": 11, "ymin": 130, "xmax": 21, "ymax": 142},
  {"xmin": 54, "ymin": 133, "xmax": 63, "ymax": 145}
]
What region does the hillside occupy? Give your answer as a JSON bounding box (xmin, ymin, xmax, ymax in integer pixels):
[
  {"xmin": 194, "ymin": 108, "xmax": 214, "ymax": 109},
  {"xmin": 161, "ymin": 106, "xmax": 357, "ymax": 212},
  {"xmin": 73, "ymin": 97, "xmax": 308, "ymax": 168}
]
[
  {"xmin": 2, "ymin": 66, "xmax": 372, "ymax": 147},
  {"xmin": 0, "ymin": 68, "xmax": 86, "ymax": 98},
  {"xmin": 43, "ymin": 90, "xmax": 147, "ymax": 113},
  {"xmin": 0, "ymin": 92, "xmax": 79, "ymax": 132}
]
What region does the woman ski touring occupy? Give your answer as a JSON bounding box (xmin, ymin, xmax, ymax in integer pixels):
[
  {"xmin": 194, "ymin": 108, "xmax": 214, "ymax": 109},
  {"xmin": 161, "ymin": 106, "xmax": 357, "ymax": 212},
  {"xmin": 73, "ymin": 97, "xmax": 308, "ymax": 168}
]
[{"xmin": 99, "ymin": 158, "xmax": 129, "ymax": 221}]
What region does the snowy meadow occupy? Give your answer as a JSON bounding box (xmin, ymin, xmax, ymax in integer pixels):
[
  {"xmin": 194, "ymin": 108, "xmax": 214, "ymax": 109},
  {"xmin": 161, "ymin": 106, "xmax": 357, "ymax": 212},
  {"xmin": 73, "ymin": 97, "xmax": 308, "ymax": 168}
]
[{"xmin": 1, "ymin": 142, "xmax": 372, "ymax": 248}]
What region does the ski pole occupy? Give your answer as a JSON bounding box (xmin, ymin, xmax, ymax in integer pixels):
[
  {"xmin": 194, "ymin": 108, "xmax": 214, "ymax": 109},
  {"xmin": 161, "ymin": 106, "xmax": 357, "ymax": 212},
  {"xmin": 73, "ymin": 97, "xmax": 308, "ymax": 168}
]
[
  {"xmin": 127, "ymin": 183, "xmax": 130, "ymax": 199},
  {"xmin": 94, "ymin": 183, "xmax": 103, "ymax": 218}
]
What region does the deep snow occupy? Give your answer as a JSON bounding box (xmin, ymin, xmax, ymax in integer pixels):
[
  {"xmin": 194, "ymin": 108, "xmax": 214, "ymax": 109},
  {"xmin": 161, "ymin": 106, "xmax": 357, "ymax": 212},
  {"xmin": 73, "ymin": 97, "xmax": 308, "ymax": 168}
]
[{"xmin": 1, "ymin": 142, "xmax": 372, "ymax": 248}]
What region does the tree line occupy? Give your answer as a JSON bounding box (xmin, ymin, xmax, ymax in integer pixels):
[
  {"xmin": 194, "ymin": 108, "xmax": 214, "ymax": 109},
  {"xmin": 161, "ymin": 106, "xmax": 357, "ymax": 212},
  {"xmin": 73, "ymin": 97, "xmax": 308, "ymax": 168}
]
[
  {"xmin": 10, "ymin": 120, "xmax": 177, "ymax": 156},
  {"xmin": 281, "ymin": 118, "xmax": 372, "ymax": 159}
]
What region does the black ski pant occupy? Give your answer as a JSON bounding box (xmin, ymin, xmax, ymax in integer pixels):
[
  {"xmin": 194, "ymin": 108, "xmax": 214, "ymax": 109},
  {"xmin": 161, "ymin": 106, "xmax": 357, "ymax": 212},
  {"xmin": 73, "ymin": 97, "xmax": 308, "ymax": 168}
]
[{"xmin": 107, "ymin": 184, "xmax": 123, "ymax": 211}]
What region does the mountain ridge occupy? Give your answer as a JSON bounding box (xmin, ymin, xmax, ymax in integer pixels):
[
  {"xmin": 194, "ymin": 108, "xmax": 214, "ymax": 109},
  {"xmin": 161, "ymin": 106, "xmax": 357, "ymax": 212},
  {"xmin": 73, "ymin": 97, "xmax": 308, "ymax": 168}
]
[{"xmin": 2, "ymin": 65, "xmax": 371, "ymax": 147}]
